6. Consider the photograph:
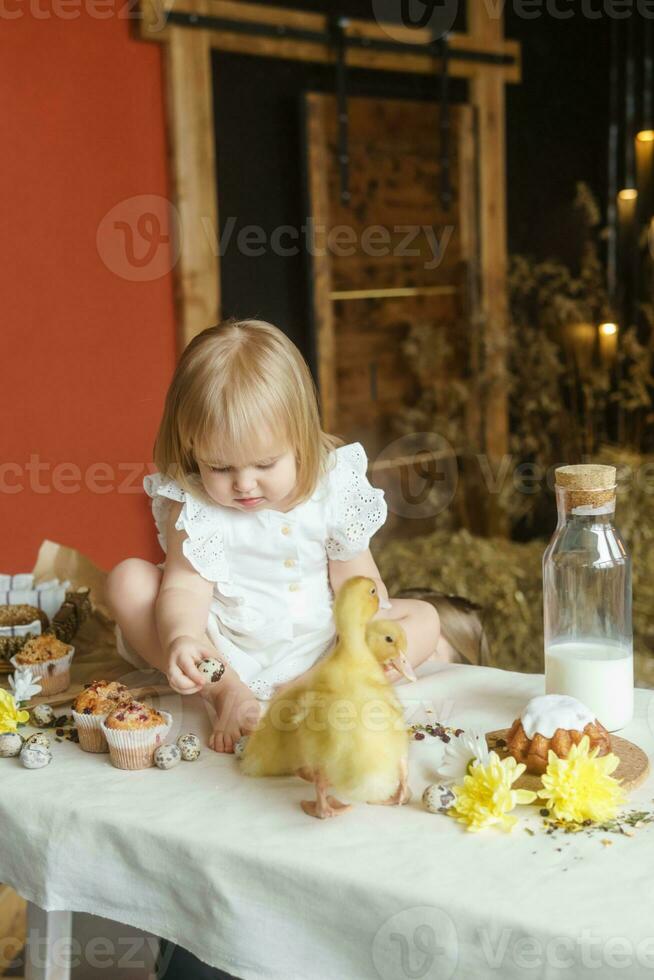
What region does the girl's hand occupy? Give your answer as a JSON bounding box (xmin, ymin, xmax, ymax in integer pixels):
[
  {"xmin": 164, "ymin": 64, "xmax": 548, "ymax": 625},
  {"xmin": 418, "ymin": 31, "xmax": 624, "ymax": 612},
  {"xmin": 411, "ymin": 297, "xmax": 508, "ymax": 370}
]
[{"xmin": 166, "ymin": 635, "xmax": 214, "ymax": 694}]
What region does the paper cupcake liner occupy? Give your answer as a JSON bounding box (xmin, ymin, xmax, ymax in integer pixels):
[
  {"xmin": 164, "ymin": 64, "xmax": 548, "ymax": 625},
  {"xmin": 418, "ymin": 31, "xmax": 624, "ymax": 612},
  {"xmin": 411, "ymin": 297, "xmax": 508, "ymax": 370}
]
[
  {"xmin": 100, "ymin": 711, "xmax": 173, "ymax": 770},
  {"xmin": 10, "ymin": 646, "xmax": 75, "ymax": 695},
  {"xmin": 72, "ymin": 709, "xmax": 110, "ymax": 753}
]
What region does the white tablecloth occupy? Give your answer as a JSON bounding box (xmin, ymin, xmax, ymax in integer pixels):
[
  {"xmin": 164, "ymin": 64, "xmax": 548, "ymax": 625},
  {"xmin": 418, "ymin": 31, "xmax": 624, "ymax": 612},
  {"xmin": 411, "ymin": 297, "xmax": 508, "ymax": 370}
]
[{"xmin": 2, "ymin": 662, "xmax": 654, "ymax": 980}]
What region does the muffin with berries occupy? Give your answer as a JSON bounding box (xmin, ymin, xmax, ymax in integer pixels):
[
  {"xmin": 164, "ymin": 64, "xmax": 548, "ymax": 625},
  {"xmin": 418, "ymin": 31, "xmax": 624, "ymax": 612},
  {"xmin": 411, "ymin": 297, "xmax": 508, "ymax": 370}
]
[
  {"xmin": 101, "ymin": 700, "xmax": 172, "ymax": 770},
  {"xmin": 72, "ymin": 680, "xmax": 133, "ymax": 753},
  {"xmin": 11, "ymin": 633, "xmax": 75, "ymax": 695}
]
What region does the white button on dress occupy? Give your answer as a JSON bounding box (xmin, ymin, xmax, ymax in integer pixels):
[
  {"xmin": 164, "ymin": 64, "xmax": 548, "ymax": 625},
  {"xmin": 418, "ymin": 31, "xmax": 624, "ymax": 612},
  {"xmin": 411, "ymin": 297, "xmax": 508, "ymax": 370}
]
[{"xmin": 139, "ymin": 443, "xmax": 387, "ymax": 700}]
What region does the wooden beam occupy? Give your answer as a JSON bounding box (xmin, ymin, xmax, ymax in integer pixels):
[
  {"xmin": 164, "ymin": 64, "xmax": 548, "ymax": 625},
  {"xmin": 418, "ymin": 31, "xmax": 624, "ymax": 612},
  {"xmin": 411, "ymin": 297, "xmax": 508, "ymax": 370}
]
[
  {"xmin": 164, "ymin": 25, "xmax": 220, "ymax": 349},
  {"xmin": 468, "ymin": 1, "xmax": 510, "ymax": 533},
  {"xmin": 305, "ymin": 94, "xmax": 337, "ymax": 432},
  {"xmin": 140, "ymin": 0, "xmax": 520, "ymax": 83}
]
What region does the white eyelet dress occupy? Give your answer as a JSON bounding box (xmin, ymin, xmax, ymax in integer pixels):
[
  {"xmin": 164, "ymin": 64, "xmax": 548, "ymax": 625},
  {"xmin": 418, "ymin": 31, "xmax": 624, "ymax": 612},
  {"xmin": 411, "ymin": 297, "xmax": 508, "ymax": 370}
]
[{"xmin": 114, "ymin": 443, "xmax": 387, "ymax": 700}]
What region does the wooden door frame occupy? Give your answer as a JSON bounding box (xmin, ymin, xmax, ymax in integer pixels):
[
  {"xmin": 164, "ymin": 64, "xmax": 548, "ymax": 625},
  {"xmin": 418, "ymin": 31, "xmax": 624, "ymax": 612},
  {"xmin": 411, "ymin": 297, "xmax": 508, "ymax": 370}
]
[{"xmin": 137, "ymin": 0, "xmax": 520, "ymax": 485}]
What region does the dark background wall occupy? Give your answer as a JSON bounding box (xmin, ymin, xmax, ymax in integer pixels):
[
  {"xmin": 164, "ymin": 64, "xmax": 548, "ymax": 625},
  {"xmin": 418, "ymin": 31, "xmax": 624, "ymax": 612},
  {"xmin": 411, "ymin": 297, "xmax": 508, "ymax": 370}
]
[{"xmin": 215, "ymin": 1, "xmax": 614, "ymax": 362}]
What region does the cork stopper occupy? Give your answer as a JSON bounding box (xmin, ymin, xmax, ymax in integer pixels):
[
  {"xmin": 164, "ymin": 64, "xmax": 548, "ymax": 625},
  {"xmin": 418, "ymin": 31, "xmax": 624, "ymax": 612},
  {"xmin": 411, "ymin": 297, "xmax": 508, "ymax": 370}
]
[{"xmin": 555, "ymin": 464, "xmax": 616, "ymax": 511}]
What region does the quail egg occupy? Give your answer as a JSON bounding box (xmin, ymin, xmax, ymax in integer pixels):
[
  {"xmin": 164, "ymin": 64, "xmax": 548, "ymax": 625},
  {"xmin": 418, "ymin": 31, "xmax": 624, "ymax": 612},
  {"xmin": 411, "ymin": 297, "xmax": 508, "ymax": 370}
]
[
  {"xmin": 0, "ymin": 732, "xmax": 24, "ymax": 758},
  {"xmin": 197, "ymin": 658, "xmax": 225, "ymax": 684},
  {"xmin": 234, "ymin": 735, "xmax": 249, "ymax": 760},
  {"xmin": 21, "ymin": 745, "xmax": 52, "ymax": 769},
  {"xmin": 177, "ymin": 732, "xmax": 201, "ymax": 761},
  {"xmin": 25, "ymin": 732, "xmax": 51, "ymax": 751},
  {"xmin": 154, "ymin": 744, "xmax": 182, "ymax": 770},
  {"xmin": 422, "ymin": 783, "xmax": 456, "ymax": 814},
  {"xmin": 31, "ymin": 704, "xmax": 55, "ymax": 727}
]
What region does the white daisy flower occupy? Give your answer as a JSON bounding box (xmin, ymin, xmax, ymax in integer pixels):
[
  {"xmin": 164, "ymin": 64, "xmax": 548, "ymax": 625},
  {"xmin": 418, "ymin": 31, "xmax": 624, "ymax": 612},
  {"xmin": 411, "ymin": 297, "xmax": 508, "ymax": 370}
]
[
  {"xmin": 9, "ymin": 667, "xmax": 42, "ymax": 705},
  {"xmin": 437, "ymin": 729, "xmax": 491, "ymax": 782}
]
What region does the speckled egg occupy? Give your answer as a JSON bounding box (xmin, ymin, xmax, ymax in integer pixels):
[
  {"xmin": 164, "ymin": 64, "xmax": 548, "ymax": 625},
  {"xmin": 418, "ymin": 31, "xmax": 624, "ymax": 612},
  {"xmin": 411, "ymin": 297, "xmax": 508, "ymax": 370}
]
[
  {"xmin": 21, "ymin": 745, "xmax": 52, "ymax": 769},
  {"xmin": 0, "ymin": 732, "xmax": 24, "ymax": 758},
  {"xmin": 31, "ymin": 704, "xmax": 55, "ymax": 727},
  {"xmin": 177, "ymin": 732, "xmax": 201, "ymax": 761},
  {"xmin": 197, "ymin": 658, "xmax": 225, "ymax": 684},
  {"xmin": 234, "ymin": 735, "xmax": 249, "ymax": 760},
  {"xmin": 25, "ymin": 732, "xmax": 51, "ymax": 751},
  {"xmin": 154, "ymin": 744, "xmax": 182, "ymax": 770},
  {"xmin": 422, "ymin": 783, "xmax": 456, "ymax": 814}
]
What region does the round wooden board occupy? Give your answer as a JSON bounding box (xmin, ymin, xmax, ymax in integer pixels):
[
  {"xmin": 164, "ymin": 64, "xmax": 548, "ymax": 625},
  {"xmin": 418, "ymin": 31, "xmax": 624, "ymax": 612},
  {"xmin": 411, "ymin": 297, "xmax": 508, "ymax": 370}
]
[{"xmin": 486, "ymin": 729, "xmax": 651, "ymax": 793}]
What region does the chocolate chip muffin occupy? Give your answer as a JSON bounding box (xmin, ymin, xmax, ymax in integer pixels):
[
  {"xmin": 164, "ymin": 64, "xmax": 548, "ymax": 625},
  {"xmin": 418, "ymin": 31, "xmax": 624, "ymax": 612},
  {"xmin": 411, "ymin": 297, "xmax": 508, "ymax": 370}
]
[
  {"xmin": 101, "ymin": 701, "xmax": 172, "ymax": 770},
  {"xmin": 72, "ymin": 680, "xmax": 133, "ymax": 753}
]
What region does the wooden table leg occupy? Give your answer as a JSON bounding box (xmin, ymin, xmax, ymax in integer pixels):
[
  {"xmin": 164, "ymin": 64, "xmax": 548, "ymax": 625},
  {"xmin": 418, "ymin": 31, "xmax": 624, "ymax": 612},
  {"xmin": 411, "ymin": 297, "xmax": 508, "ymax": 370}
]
[{"xmin": 24, "ymin": 902, "xmax": 72, "ymax": 980}]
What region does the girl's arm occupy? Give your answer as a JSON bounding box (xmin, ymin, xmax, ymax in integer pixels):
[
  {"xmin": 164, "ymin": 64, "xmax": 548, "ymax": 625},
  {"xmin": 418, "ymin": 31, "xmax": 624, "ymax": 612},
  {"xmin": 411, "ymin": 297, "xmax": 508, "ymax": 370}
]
[
  {"xmin": 155, "ymin": 501, "xmax": 216, "ymax": 692},
  {"xmin": 327, "ymin": 549, "xmax": 390, "ymax": 606}
]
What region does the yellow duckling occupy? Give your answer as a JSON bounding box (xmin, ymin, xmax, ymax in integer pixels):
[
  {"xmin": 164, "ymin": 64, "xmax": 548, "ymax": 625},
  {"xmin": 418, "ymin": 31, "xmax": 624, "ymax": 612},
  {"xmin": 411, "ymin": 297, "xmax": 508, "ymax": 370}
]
[{"xmin": 241, "ymin": 576, "xmax": 412, "ymax": 818}]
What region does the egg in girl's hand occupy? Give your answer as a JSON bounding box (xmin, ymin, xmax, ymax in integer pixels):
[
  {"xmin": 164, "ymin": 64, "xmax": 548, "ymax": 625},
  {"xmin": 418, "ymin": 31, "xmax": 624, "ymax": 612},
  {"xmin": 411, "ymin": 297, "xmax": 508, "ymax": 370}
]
[
  {"xmin": 197, "ymin": 658, "xmax": 225, "ymax": 684},
  {"xmin": 0, "ymin": 732, "xmax": 24, "ymax": 758},
  {"xmin": 177, "ymin": 733, "xmax": 201, "ymax": 761},
  {"xmin": 154, "ymin": 744, "xmax": 182, "ymax": 770}
]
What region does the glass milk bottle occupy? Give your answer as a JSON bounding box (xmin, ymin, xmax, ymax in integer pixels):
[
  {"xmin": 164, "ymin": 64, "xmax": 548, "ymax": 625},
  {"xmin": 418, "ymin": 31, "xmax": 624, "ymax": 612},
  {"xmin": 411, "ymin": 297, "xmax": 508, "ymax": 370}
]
[{"xmin": 543, "ymin": 464, "xmax": 633, "ymax": 731}]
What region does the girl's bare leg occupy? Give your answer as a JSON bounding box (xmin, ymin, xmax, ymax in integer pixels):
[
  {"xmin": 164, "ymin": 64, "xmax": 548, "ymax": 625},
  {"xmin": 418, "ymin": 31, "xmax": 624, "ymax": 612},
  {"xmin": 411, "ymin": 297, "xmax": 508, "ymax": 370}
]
[
  {"xmin": 371, "ymin": 597, "xmax": 447, "ymax": 671},
  {"xmin": 105, "ymin": 558, "xmax": 262, "ymax": 754}
]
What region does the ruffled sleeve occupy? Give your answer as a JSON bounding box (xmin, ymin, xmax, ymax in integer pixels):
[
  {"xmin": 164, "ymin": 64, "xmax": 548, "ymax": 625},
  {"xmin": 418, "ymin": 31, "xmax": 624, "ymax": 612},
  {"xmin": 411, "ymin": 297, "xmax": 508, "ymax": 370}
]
[
  {"xmin": 143, "ymin": 472, "xmax": 231, "ymax": 586},
  {"xmin": 324, "ymin": 443, "xmax": 387, "ymax": 561}
]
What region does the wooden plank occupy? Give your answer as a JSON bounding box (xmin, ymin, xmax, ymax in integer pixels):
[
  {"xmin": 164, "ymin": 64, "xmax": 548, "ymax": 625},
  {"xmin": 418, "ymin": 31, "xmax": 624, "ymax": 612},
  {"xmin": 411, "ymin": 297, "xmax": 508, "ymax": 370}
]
[
  {"xmin": 305, "ymin": 94, "xmax": 337, "ymax": 433},
  {"xmin": 0, "ymin": 885, "xmax": 26, "ymax": 979},
  {"xmin": 164, "ymin": 25, "xmax": 220, "ymax": 349},
  {"xmin": 468, "ymin": 2, "xmax": 509, "ymax": 534},
  {"xmin": 139, "ymin": 0, "xmax": 521, "ymax": 81}
]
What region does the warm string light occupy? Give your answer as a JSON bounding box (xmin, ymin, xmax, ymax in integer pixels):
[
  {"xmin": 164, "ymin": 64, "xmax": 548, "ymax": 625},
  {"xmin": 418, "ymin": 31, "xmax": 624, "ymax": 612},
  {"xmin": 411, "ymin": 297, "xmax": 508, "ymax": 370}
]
[{"xmin": 598, "ymin": 321, "xmax": 619, "ymax": 366}]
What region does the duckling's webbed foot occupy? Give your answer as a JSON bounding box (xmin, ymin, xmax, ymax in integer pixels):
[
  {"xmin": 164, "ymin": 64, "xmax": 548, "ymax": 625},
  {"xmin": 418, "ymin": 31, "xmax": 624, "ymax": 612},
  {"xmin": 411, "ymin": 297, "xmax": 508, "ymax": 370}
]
[
  {"xmin": 301, "ymin": 771, "xmax": 352, "ymax": 819},
  {"xmin": 374, "ymin": 757, "xmax": 412, "ymax": 807}
]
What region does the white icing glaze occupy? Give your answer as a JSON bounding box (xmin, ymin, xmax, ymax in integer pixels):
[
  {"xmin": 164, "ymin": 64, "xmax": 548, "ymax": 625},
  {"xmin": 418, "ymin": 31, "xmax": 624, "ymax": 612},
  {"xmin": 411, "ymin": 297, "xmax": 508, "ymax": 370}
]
[{"xmin": 520, "ymin": 694, "xmax": 595, "ymax": 739}]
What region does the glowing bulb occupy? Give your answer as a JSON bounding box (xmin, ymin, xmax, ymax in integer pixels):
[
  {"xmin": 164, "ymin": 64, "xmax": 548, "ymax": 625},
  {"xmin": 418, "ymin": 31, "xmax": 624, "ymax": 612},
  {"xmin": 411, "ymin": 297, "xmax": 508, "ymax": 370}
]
[
  {"xmin": 618, "ymin": 188, "xmax": 638, "ymax": 201},
  {"xmin": 636, "ymin": 130, "xmax": 654, "ymax": 143},
  {"xmin": 599, "ymin": 322, "xmax": 618, "ymax": 336}
]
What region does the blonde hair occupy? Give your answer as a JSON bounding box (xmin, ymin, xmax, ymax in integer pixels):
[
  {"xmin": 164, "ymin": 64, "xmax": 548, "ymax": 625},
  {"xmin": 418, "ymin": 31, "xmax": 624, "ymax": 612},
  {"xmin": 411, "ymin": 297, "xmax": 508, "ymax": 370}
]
[{"xmin": 153, "ymin": 318, "xmax": 342, "ymax": 507}]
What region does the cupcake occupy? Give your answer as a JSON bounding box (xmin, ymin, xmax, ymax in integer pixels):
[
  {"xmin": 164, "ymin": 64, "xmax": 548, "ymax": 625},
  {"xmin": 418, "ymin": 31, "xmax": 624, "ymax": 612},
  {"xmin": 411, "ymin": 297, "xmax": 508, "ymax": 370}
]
[
  {"xmin": 101, "ymin": 701, "xmax": 172, "ymax": 770},
  {"xmin": 72, "ymin": 680, "xmax": 133, "ymax": 753},
  {"xmin": 11, "ymin": 633, "xmax": 75, "ymax": 695}
]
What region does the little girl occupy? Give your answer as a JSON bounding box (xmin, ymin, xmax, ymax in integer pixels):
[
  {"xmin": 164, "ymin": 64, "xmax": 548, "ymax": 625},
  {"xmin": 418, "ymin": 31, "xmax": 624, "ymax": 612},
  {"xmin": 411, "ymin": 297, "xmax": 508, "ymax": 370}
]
[{"xmin": 106, "ymin": 318, "xmax": 451, "ymax": 754}]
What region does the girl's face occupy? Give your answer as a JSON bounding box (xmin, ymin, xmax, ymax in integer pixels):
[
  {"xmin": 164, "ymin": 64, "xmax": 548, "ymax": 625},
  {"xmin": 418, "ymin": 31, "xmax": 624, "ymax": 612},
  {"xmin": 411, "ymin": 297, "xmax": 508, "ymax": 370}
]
[{"xmin": 197, "ymin": 437, "xmax": 298, "ymax": 512}]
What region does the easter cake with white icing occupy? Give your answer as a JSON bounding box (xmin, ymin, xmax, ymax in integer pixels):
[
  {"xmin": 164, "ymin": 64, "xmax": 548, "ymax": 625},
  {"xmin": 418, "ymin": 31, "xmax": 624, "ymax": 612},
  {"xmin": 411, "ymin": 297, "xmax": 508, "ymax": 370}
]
[{"xmin": 506, "ymin": 694, "xmax": 611, "ymax": 775}]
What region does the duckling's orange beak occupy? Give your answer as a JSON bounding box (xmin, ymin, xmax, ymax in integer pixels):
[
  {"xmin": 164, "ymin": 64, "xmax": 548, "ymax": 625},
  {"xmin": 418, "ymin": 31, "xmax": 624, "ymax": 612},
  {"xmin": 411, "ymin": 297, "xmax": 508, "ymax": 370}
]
[{"xmin": 388, "ymin": 652, "xmax": 417, "ymax": 681}]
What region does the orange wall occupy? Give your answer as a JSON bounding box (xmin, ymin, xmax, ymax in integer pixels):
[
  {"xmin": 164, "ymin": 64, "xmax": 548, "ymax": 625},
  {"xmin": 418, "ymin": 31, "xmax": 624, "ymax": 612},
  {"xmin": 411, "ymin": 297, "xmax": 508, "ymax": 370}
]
[{"xmin": 3, "ymin": 14, "xmax": 176, "ymax": 572}]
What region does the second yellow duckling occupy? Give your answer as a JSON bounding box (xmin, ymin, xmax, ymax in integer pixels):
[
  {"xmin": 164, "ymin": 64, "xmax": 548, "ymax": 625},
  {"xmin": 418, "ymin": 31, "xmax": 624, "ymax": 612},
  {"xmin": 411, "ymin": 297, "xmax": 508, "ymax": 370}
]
[{"xmin": 241, "ymin": 576, "xmax": 412, "ymax": 818}]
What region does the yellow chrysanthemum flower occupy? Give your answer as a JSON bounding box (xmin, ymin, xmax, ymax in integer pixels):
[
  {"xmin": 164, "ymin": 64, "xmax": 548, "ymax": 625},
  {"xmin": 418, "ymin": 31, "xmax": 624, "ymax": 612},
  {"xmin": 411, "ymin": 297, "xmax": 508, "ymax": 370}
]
[
  {"xmin": 0, "ymin": 689, "xmax": 30, "ymax": 734},
  {"xmin": 450, "ymin": 751, "xmax": 538, "ymax": 832},
  {"xmin": 537, "ymin": 735, "xmax": 626, "ymax": 823}
]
